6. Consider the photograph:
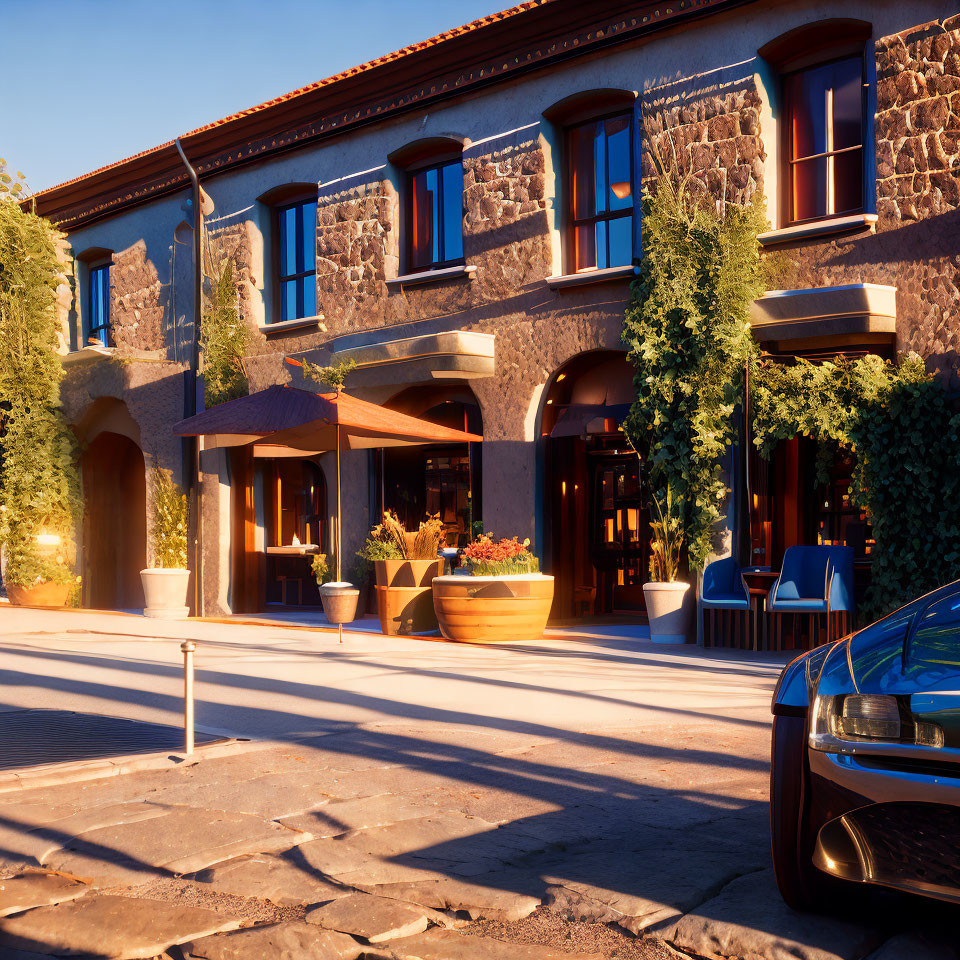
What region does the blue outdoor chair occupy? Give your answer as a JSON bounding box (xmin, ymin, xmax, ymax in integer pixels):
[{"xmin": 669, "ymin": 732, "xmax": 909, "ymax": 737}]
[
  {"xmin": 768, "ymin": 545, "xmax": 855, "ymax": 648},
  {"xmin": 701, "ymin": 557, "xmax": 749, "ymax": 648}
]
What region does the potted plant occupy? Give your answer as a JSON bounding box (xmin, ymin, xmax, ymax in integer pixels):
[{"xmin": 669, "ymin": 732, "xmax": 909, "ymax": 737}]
[
  {"xmin": 140, "ymin": 468, "xmax": 190, "ymax": 619},
  {"xmin": 362, "ymin": 511, "xmax": 444, "ymax": 635},
  {"xmin": 432, "ymin": 534, "xmax": 554, "ymax": 643},
  {"xmin": 642, "ymin": 489, "xmax": 692, "ymax": 643},
  {"xmin": 3, "ymin": 529, "xmax": 79, "ymax": 608}
]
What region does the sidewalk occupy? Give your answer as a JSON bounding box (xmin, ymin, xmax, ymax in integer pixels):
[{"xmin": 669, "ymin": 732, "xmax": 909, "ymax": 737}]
[{"xmin": 0, "ymin": 608, "xmax": 952, "ymax": 959}]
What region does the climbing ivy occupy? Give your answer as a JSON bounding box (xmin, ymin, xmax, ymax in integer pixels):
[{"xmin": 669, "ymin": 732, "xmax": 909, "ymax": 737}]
[
  {"xmin": 201, "ymin": 259, "xmax": 249, "ymax": 406},
  {"xmin": 752, "ymin": 353, "xmax": 960, "ymax": 620},
  {"xmin": 622, "ymin": 179, "xmax": 772, "ymax": 571},
  {"xmin": 0, "ymin": 164, "xmax": 82, "ymax": 586}
]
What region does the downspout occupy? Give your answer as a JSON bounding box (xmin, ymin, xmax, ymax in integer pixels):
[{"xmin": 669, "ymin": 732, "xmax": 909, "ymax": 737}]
[{"xmin": 175, "ymin": 138, "xmax": 204, "ymax": 616}]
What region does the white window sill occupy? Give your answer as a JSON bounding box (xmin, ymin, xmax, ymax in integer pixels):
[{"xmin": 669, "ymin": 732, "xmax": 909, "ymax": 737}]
[
  {"xmin": 546, "ymin": 264, "xmax": 638, "ymax": 289},
  {"xmin": 758, "ymin": 214, "xmax": 878, "ymax": 248},
  {"xmin": 386, "ymin": 264, "xmax": 476, "ymax": 288},
  {"xmin": 62, "ymin": 344, "xmax": 115, "ymax": 367},
  {"xmin": 259, "ymin": 315, "xmax": 325, "ymax": 336}
]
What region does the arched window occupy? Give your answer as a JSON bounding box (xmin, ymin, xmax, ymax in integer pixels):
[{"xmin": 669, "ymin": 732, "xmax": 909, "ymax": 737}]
[
  {"xmin": 76, "ymin": 247, "xmax": 114, "ymax": 348},
  {"xmin": 389, "ymin": 138, "xmax": 465, "ymax": 273},
  {"xmin": 760, "ymin": 20, "xmax": 871, "ymax": 227},
  {"xmin": 258, "ymin": 183, "xmax": 318, "ymax": 323},
  {"xmin": 545, "ymin": 90, "xmax": 636, "ymax": 274}
]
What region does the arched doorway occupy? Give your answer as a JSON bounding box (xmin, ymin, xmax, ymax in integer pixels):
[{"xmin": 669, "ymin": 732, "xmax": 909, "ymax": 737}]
[
  {"xmin": 541, "ymin": 351, "xmax": 646, "ymax": 619},
  {"xmin": 379, "ymin": 385, "xmax": 482, "ymax": 547},
  {"xmin": 81, "ymin": 431, "xmax": 147, "ymax": 609}
]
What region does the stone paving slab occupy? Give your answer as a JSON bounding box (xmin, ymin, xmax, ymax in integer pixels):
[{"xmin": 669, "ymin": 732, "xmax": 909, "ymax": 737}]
[
  {"xmin": 193, "ymin": 852, "xmax": 350, "ymax": 906},
  {"xmin": 282, "ymin": 795, "xmax": 442, "ymax": 838},
  {"xmin": 0, "ymin": 872, "xmax": 89, "ymax": 917},
  {"xmin": 39, "ymin": 849, "xmax": 162, "ymax": 890},
  {"xmin": 865, "ymin": 932, "xmax": 960, "ymax": 960},
  {"xmin": 361, "ymin": 876, "xmax": 541, "ymax": 922},
  {"xmin": 148, "ymin": 772, "xmax": 331, "ymax": 820},
  {"xmin": 542, "ymin": 825, "xmax": 769, "ymax": 936},
  {"xmin": 361, "ymin": 928, "xmax": 605, "ymax": 959},
  {"xmin": 178, "ymin": 920, "xmax": 364, "ymax": 960},
  {"xmin": 671, "ymin": 870, "xmax": 886, "ymax": 960},
  {"xmin": 0, "ymin": 894, "xmax": 240, "ymax": 959},
  {"xmin": 48, "ymin": 806, "xmax": 312, "ymax": 876},
  {"xmin": 308, "ymin": 891, "xmax": 432, "ymax": 943}
]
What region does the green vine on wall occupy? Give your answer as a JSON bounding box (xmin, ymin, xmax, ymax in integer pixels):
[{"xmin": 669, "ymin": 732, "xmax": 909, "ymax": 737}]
[
  {"xmin": 0, "ymin": 163, "xmax": 82, "ymax": 587},
  {"xmin": 622, "ymin": 179, "xmax": 772, "ymax": 571},
  {"xmin": 201, "ymin": 259, "xmax": 249, "ymax": 406},
  {"xmin": 751, "ymin": 353, "xmax": 960, "ymax": 620}
]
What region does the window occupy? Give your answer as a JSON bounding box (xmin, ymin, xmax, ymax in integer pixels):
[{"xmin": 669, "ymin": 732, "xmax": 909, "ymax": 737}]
[
  {"xmin": 409, "ymin": 159, "xmax": 463, "ymax": 271},
  {"xmin": 88, "ymin": 263, "xmax": 111, "ymax": 346},
  {"xmin": 567, "ymin": 113, "xmax": 633, "ymax": 272},
  {"xmin": 784, "ymin": 55, "xmax": 864, "ymax": 224},
  {"xmin": 277, "ymin": 198, "xmax": 317, "ymax": 321}
]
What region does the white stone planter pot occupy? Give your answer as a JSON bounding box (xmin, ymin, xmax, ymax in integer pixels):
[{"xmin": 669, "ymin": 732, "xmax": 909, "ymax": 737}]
[
  {"xmin": 320, "ymin": 581, "xmax": 360, "ymax": 625},
  {"xmin": 140, "ymin": 568, "xmax": 190, "ymax": 619},
  {"xmin": 643, "ymin": 581, "xmax": 692, "ymax": 643}
]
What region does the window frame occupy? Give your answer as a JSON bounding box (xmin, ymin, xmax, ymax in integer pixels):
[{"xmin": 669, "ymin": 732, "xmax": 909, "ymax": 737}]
[
  {"xmin": 274, "ymin": 195, "xmax": 318, "ymax": 323},
  {"xmin": 781, "ymin": 49, "xmax": 868, "ymax": 228},
  {"xmin": 405, "ymin": 155, "xmax": 465, "ymax": 273},
  {"xmin": 87, "ymin": 261, "xmax": 112, "ymax": 347},
  {"xmin": 564, "ymin": 108, "xmax": 635, "ymax": 275}
]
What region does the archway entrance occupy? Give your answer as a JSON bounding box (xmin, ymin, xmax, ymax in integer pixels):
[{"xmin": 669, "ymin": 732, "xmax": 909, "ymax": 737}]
[
  {"xmin": 81, "ymin": 431, "xmax": 146, "ymax": 609},
  {"xmin": 378, "ymin": 385, "xmax": 482, "ymax": 547},
  {"xmin": 542, "ymin": 351, "xmax": 646, "ymax": 619}
]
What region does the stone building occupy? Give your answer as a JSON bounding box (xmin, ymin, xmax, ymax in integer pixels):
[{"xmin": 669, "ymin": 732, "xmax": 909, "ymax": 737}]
[{"xmin": 31, "ymin": 0, "xmax": 960, "ymax": 617}]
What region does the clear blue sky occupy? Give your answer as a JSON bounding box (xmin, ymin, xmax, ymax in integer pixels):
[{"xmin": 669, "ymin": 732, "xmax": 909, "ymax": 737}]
[{"xmin": 1, "ymin": 0, "xmax": 508, "ymax": 194}]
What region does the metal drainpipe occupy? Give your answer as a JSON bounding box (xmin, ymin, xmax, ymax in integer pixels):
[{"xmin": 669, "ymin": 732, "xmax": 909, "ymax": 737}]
[{"xmin": 175, "ymin": 138, "xmax": 204, "ymax": 617}]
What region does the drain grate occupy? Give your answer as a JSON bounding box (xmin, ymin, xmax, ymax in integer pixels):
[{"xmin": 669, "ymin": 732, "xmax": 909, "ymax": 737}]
[{"xmin": 0, "ymin": 709, "xmax": 221, "ymax": 770}]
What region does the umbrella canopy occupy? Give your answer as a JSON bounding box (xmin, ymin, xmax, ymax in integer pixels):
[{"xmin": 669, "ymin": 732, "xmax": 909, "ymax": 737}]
[
  {"xmin": 174, "ymin": 384, "xmax": 482, "ymax": 450},
  {"xmin": 549, "ymin": 402, "xmax": 632, "ymax": 439}
]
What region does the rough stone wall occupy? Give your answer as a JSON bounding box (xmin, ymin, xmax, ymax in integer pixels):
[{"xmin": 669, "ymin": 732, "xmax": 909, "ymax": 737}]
[
  {"xmin": 790, "ymin": 19, "xmax": 960, "ymax": 371},
  {"xmin": 640, "ymin": 71, "xmax": 766, "ymax": 205},
  {"xmin": 207, "ymin": 220, "xmax": 263, "ymax": 338},
  {"xmin": 110, "ymin": 241, "xmax": 165, "ymax": 353}
]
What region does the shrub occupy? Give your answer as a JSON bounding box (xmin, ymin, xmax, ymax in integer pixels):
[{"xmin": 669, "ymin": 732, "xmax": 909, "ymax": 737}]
[
  {"xmin": 461, "ymin": 534, "xmax": 539, "ymax": 576},
  {"xmin": 311, "ymin": 553, "xmax": 329, "ymax": 586},
  {"xmin": 150, "ymin": 468, "xmax": 188, "ymax": 569},
  {"xmin": 201, "ymin": 260, "xmax": 249, "ymax": 406}
]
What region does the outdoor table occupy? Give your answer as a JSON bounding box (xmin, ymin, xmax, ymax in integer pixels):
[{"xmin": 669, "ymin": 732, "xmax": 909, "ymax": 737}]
[{"xmin": 741, "ymin": 569, "xmax": 779, "ymax": 651}]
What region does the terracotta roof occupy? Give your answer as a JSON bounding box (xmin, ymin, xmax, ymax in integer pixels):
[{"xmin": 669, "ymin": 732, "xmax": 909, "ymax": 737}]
[
  {"xmin": 31, "ymin": 0, "xmax": 746, "ymax": 228},
  {"xmin": 34, "ymin": 0, "xmax": 545, "ymax": 199}
]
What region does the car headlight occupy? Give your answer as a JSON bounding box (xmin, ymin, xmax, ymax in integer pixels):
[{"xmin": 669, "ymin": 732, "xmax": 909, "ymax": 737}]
[{"xmin": 812, "ymin": 693, "xmax": 944, "ymax": 748}]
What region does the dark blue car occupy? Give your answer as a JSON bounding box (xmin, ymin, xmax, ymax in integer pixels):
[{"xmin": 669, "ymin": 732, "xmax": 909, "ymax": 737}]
[{"xmin": 771, "ymin": 581, "xmax": 960, "ymax": 908}]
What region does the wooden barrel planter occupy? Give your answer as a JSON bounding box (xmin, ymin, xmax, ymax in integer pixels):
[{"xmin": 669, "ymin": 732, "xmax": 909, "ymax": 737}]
[
  {"xmin": 432, "ymin": 574, "xmax": 554, "ymax": 643},
  {"xmin": 374, "ymin": 559, "xmax": 443, "ymax": 635},
  {"xmin": 7, "ymin": 581, "xmax": 71, "ymax": 608}
]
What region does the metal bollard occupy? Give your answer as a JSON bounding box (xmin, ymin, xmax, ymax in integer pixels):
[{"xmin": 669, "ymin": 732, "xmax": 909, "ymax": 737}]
[{"xmin": 181, "ymin": 640, "xmax": 196, "ymax": 755}]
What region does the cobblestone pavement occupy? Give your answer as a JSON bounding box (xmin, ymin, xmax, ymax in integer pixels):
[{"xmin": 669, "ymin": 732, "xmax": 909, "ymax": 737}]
[{"xmin": 0, "ymin": 608, "xmax": 956, "ymax": 959}]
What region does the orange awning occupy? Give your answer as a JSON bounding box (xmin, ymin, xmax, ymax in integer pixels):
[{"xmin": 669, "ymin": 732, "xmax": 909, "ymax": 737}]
[{"xmin": 173, "ymin": 384, "xmax": 482, "ymax": 452}]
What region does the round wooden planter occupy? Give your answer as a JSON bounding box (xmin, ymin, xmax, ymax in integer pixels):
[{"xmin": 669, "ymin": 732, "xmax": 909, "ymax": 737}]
[
  {"xmin": 374, "ymin": 559, "xmax": 442, "ymax": 635},
  {"xmin": 7, "ymin": 581, "xmax": 71, "ymax": 608},
  {"xmin": 432, "ymin": 574, "xmax": 554, "ymax": 643}
]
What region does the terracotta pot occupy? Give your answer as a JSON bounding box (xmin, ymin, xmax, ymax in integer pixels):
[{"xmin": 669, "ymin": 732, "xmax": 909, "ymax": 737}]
[
  {"xmin": 7, "ymin": 581, "xmax": 71, "ymax": 608},
  {"xmin": 432, "ymin": 574, "xmax": 554, "ymax": 643},
  {"xmin": 643, "ymin": 581, "xmax": 692, "ymax": 643},
  {"xmin": 320, "ymin": 581, "xmax": 360, "ymax": 625},
  {"xmin": 372, "ymin": 558, "xmax": 442, "ymax": 635},
  {"xmin": 376, "ymin": 585, "xmax": 439, "ymax": 635},
  {"xmin": 374, "ymin": 558, "xmax": 443, "ymax": 588},
  {"xmin": 140, "ymin": 568, "xmax": 190, "ymax": 619}
]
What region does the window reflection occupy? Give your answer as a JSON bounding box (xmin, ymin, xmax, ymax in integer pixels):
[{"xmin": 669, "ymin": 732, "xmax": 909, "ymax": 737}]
[
  {"xmin": 568, "ymin": 113, "xmax": 633, "ymax": 271},
  {"xmin": 785, "ymin": 56, "xmax": 863, "ymax": 224},
  {"xmin": 410, "ymin": 159, "xmax": 464, "ymax": 270},
  {"xmin": 277, "ymin": 199, "xmax": 317, "ymax": 321}
]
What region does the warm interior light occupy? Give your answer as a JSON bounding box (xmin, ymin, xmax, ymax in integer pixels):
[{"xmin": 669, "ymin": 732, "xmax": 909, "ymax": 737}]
[
  {"xmin": 556, "ymin": 373, "xmax": 566, "ymax": 382},
  {"xmin": 561, "ymin": 481, "xmax": 567, "ymax": 496},
  {"xmin": 292, "ymin": 534, "xmax": 301, "ymax": 547},
  {"xmin": 36, "ymin": 533, "xmax": 61, "ymax": 546},
  {"xmin": 611, "ymin": 181, "xmax": 632, "ymax": 200}
]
